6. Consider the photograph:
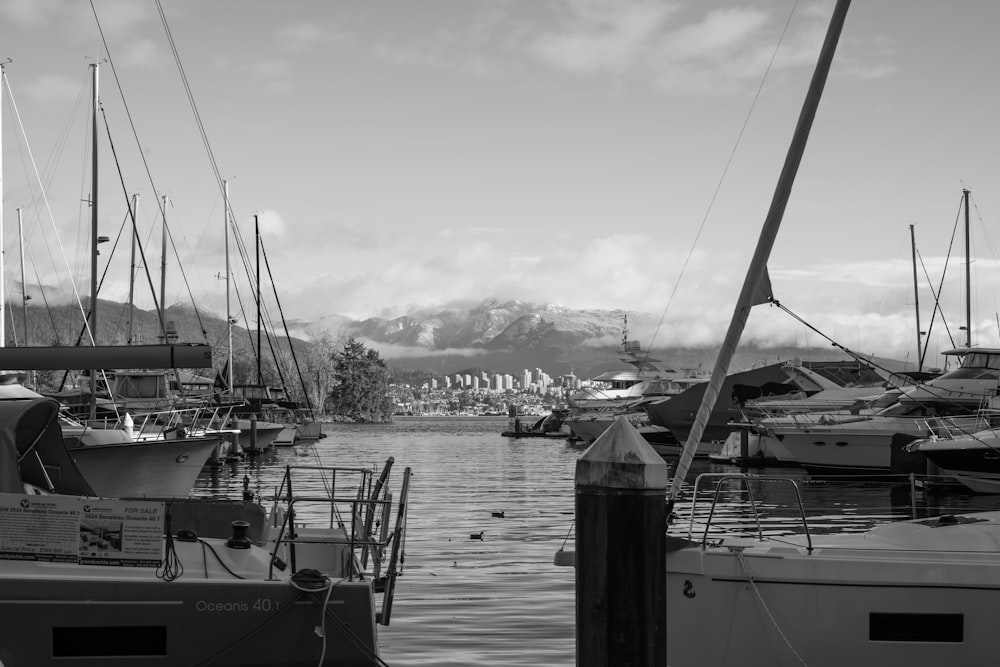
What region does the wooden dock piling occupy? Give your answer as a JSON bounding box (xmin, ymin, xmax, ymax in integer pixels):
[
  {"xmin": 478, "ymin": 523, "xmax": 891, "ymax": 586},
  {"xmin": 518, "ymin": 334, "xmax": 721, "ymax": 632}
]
[{"xmin": 575, "ymin": 415, "xmax": 667, "ymax": 666}]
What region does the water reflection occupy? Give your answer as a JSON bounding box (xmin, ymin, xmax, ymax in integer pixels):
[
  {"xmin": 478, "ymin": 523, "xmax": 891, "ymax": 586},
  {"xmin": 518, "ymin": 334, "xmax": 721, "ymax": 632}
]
[
  {"xmin": 672, "ymin": 458, "xmax": 1000, "ymax": 541},
  {"xmin": 187, "ymin": 418, "xmax": 1000, "ymax": 667}
]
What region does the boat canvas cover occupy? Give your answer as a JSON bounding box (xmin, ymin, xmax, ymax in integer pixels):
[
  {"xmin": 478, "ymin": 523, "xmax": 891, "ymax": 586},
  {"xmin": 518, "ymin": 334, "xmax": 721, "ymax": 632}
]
[{"xmin": 0, "ymin": 398, "xmax": 62, "ymax": 494}]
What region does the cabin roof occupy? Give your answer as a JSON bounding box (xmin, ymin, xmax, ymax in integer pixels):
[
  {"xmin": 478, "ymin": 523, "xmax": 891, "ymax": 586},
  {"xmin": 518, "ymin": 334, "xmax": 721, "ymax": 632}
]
[{"xmin": 943, "ymin": 347, "xmax": 1000, "ymax": 356}]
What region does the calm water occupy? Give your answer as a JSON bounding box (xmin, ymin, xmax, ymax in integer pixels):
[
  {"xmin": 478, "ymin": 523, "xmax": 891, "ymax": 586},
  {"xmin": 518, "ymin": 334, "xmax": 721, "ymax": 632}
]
[{"xmin": 191, "ymin": 417, "xmax": 1000, "ymax": 667}]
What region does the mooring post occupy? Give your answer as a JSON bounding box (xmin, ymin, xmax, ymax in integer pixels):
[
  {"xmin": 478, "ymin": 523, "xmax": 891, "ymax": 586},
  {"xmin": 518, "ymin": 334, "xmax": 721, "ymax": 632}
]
[
  {"xmin": 576, "ymin": 416, "xmax": 667, "ymax": 666},
  {"xmin": 250, "ymin": 414, "xmax": 258, "ymax": 454}
]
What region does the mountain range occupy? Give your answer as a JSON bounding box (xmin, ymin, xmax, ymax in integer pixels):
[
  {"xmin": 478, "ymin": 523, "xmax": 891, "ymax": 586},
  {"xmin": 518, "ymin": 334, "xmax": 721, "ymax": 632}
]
[
  {"xmin": 16, "ymin": 297, "xmax": 876, "ymax": 380},
  {"xmin": 286, "ymin": 298, "xmax": 864, "ymax": 379}
]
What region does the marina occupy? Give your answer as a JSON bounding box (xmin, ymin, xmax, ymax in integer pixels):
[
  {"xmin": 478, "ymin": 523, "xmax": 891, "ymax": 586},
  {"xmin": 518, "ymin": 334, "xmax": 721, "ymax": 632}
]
[
  {"xmin": 6, "ymin": 1, "xmax": 1000, "ymax": 664},
  {"xmin": 192, "ymin": 415, "xmax": 1000, "ymax": 665}
]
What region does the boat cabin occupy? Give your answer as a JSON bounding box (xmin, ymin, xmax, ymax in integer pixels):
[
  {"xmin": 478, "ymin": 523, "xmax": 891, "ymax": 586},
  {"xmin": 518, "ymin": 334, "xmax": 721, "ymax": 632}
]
[{"xmin": 938, "ymin": 347, "xmax": 1000, "ymax": 380}]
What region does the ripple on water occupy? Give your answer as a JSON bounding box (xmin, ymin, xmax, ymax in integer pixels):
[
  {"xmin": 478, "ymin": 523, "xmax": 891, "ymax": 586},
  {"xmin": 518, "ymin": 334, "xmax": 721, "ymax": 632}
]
[{"xmin": 193, "ymin": 417, "xmax": 1000, "ymax": 666}]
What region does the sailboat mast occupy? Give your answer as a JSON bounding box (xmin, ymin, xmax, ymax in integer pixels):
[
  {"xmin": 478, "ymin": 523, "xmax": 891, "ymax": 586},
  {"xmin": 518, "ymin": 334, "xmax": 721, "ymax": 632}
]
[
  {"xmin": 18, "ymin": 207, "xmax": 32, "ymax": 387},
  {"xmin": 18, "ymin": 208, "xmax": 26, "ymax": 346},
  {"xmin": 0, "ymin": 63, "xmax": 5, "ymax": 349},
  {"xmin": 127, "ymin": 193, "xmax": 137, "ymax": 343},
  {"xmin": 89, "ymin": 62, "xmax": 99, "ymax": 413},
  {"xmin": 160, "ymin": 194, "xmax": 168, "ymax": 338},
  {"xmin": 964, "ymin": 188, "xmax": 971, "ymax": 348},
  {"xmin": 90, "ymin": 63, "xmax": 99, "ymax": 344},
  {"xmin": 255, "ymin": 214, "xmax": 261, "ymax": 386},
  {"xmin": 668, "ymin": 0, "xmax": 851, "ymax": 504},
  {"xmin": 910, "ymin": 224, "xmax": 923, "ymax": 372},
  {"xmin": 224, "ymin": 179, "xmax": 233, "ymax": 395}
]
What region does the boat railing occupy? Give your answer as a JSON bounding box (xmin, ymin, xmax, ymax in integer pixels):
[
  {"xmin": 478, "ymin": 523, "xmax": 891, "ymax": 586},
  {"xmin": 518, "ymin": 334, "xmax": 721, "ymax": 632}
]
[
  {"xmin": 922, "ymin": 413, "xmax": 996, "ymax": 439},
  {"xmin": 113, "ymin": 404, "xmax": 236, "ymax": 438},
  {"xmin": 685, "ymin": 473, "xmax": 813, "ymax": 553},
  {"xmin": 267, "ymin": 459, "xmax": 411, "ymax": 625},
  {"xmin": 746, "ymin": 394, "xmax": 892, "ymax": 424}
]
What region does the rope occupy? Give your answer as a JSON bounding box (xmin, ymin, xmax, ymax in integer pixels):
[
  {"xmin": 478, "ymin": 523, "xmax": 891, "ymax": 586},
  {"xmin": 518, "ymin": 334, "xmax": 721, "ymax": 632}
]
[
  {"xmin": 321, "ymin": 592, "xmax": 393, "ymax": 667},
  {"xmin": 558, "ymin": 520, "xmax": 574, "ymax": 551},
  {"xmin": 156, "ymin": 514, "xmax": 183, "ymax": 581},
  {"xmin": 289, "ymin": 570, "xmax": 392, "ymax": 667},
  {"xmin": 291, "ymin": 569, "xmax": 337, "ymax": 666},
  {"xmin": 198, "ymin": 539, "xmax": 246, "ymax": 580},
  {"xmin": 735, "ymin": 549, "xmax": 809, "ymax": 666},
  {"xmin": 770, "ymin": 299, "xmax": 990, "ymax": 406}
]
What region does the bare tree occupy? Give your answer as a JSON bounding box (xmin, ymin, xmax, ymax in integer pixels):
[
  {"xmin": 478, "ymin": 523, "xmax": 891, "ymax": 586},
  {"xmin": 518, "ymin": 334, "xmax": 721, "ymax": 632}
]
[{"xmin": 300, "ymin": 330, "xmax": 341, "ymax": 415}]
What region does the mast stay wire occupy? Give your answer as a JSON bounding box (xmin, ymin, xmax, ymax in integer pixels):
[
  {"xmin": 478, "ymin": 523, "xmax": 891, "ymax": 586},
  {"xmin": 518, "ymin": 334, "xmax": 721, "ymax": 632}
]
[
  {"xmin": 259, "ymin": 241, "xmax": 319, "ymax": 415},
  {"xmin": 771, "ymin": 299, "xmax": 984, "ymax": 406},
  {"xmin": 1, "ymin": 67, "xmax": 96, "ymax": 345},
  {"xmin": 154, "ymin": 0, "xmax": 317, "ymax": 406},
  {"xmin": 152, "ymin": 2, "xmax": 261, "ymax": 332},
  {"xmin": 915, "ymin": 247, "xmax": 958, "ymax": 356},
  {"xmin": 648, "ymin": 0, "xmax": 800, "ymax": 351},
  {"xmin": 90, "ymin": 2, "xmax": 212, "ymax": 344},
  {"xmin": 1, "ymin": 73, "xmax": 86, "ymax": 309}
]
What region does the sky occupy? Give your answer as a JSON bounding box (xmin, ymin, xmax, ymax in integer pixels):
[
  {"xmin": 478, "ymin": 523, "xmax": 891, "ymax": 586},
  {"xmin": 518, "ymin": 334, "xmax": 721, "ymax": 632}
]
[{"xmin": 2, "ymin": 0, "xmax": 1000, "ymax": 368}]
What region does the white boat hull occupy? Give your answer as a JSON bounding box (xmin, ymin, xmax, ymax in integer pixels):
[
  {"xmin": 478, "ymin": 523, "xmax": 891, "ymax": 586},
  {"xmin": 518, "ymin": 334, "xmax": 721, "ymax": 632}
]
[
  {"xmin": 667, "ymin": 511, "xmax": 1000, "ymax": 666},
  {"xmin": 69, "ymin": 437, "xmax": 219, "ymax": 498},
  {"xmin": 771, "ymin": 417, "xmax": 928, "ymax": 475},
  {"xmin": 232, "ymin": 420, "xmax": 284, "ymax": 452}
]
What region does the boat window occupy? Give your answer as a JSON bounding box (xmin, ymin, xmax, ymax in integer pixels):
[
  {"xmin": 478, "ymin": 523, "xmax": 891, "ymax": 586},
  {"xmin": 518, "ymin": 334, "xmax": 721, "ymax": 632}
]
[
  {"xmin": 960, "ymin": 352, "xmax": 1000, "ymax": 370},
  {"xmin": 938, "ymin": 366, "xmax": 1000, "ymax": 381},
  {"xmin": 869, "ymin": 613, "xmax": 963, "ymax": 643},
  {"xmin": 878, "ymin": 401, "xmax": 976, "ymax": 418},
  {"xmin": 53, "ymin": 626, "xmax": 167, "ymax": 656},
  {"xmin": 114, "ymin": 375, "xmax": 168, "ymax": 399}
]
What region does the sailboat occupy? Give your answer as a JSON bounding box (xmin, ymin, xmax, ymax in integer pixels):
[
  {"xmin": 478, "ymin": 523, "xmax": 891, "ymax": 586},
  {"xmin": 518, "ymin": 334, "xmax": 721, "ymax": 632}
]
[
  {"xmin": 664, "ymin": 2, "xmax": 1000, "ymax": 664},
  {"xmin": 217, "ymin": 209, "xmax": 323, "ymax": 449},
  {"xmin": 0, "ymin": 63, "xmax": 227, "ymax": 498},
  {"xmin": 0, "ymin": 392, "xmax": 410, "ymax": 665}
]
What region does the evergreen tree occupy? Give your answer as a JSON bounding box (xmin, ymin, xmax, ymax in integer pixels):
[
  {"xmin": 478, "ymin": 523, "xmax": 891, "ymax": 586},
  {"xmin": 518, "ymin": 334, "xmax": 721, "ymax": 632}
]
[{"xmin": 328, "ymin": 338, "xmax": 393, "ymax": 422}]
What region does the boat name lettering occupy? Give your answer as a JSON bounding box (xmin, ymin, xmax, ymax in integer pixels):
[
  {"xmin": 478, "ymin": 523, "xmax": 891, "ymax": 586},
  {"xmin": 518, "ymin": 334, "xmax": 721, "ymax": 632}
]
[
  {"xmin": 195, "ymin": 599, "xmax": 279, "ymax": 612},
  {"xmin": 196, "ymin": 600, "xmax": 249, "ymax": 612}
]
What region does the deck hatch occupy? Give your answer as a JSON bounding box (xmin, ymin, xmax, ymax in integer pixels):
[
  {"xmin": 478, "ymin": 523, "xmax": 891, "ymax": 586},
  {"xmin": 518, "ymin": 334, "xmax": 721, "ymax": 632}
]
[
  {"xmin": 869, "ymin": 612, "xmax": 963, "ymax": 643},
  {"xmin": 52, "ymin": 625, "xmax": 167, "ymax": 657}
]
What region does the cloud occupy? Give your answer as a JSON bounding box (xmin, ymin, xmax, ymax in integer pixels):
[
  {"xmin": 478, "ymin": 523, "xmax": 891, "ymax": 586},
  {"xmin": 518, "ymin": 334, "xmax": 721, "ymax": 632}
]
[
  {"xmin": 275, "ymin": 22, "xmax": 345, "ymax": 54},
  {"xmin": 89, "ymin": 0, "xmax": 155, "ymax": 36},
  {"xmin": 357, "ymin": 338, "xmax": 487, "ymax": 360},
  {"xmin": 23, "ymin": 74, "xmax": 84, "ymax": 102},
  {"xmin": 0, "ymin": 0, "xmax": 64, "ymax": 27},
  {"xmin": 661, "ymin": 7, "xmax": 769, "ymax": 60},
  {"xmin": 115, "ymin": 38, "xmax": 165, "ymax": 70},
  {"xmin": 373, "ymin": 41, "xmax": 502, "ymax": 78},
  {"xmin": 251, "ymin": 210, "xmax": 288, "ymax": 238},
  {"xmin": 531, "ymin": 0, "xmax": 679, "ymax": 74}
]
